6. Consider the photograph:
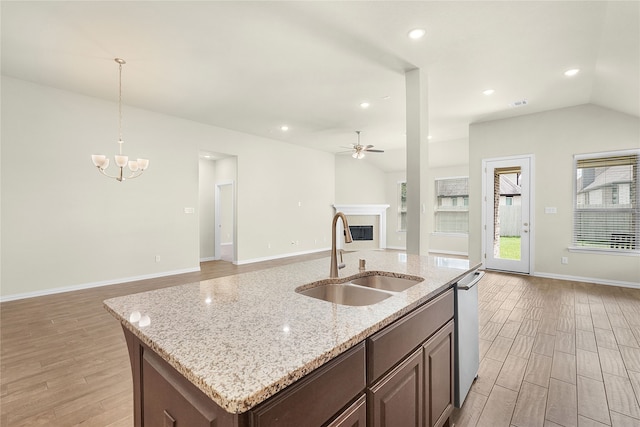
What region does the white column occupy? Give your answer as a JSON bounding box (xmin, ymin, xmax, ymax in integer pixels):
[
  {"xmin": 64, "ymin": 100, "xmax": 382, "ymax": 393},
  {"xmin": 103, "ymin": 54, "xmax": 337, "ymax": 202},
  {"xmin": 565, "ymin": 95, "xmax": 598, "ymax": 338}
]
[{"xmin": 405, "ymin": 68, "xmax": 429, "ymax": 255}]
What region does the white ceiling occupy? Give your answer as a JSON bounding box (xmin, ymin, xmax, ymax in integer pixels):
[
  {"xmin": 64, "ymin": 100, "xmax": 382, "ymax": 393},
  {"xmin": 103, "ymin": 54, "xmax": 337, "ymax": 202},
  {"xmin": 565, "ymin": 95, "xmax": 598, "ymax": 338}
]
[{"xmin": 2, "ymin": 1, "xmax": 638, "ymax": 171}]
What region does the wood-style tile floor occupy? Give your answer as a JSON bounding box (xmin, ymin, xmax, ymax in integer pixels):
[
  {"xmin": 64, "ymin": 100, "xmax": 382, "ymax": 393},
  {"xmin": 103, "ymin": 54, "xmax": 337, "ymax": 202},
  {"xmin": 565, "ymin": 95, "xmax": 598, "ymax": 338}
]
[
  {"xmin": 2, "ymin": 255, "xmax": 639, "ymax": 426},
  {"xmin": 452, "ymin": 272, "xmax": 640, "ymax": 427}
]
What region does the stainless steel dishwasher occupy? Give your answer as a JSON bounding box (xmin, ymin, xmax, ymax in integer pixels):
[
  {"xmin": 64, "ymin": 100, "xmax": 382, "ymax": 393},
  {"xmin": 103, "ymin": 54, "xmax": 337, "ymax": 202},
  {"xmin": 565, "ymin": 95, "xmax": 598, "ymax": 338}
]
[{"xmin": 454, "ymin": 269, "xmax": 484, "ymax": 408}]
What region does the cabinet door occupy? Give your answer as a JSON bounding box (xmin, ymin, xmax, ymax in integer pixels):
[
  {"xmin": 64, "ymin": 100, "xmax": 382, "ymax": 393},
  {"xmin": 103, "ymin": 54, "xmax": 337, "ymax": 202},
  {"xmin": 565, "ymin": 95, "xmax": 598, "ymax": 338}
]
[
  {"xmin": 423, "ymin": 320, "xmax": 454, "ymax": 427},
  {"xmin": 326, "ymin": 394, "xmax": 366, "ymax": 427},
  {"xmin": 368, "ymin": 348, "xmax": 423, "ymax": 427}
]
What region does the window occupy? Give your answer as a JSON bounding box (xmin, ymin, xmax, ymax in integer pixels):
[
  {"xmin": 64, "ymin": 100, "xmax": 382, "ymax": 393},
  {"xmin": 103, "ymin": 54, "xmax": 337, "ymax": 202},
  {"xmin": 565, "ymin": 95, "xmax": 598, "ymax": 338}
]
[
  {"xmin": 573, "ymin": 150, "xmax": 639, "ymax": 252},
  {"xmin": 398, "ymin": 181, "xmax": 407, "ymax": 231},
  {"xmin": 435, "ymin": 177, "xmax": 469, "ymax": 233}
]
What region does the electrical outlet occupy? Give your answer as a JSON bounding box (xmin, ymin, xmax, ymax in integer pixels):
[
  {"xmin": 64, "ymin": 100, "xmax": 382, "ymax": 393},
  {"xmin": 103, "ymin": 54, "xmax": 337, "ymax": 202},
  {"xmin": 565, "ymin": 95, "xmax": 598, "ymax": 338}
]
[
  {"xmin": 561, "ymin": 257, "xmax": 568, "ymax": 265},
  {"xmin": 155, "ymin": 255, "xmax": 161, "ymax": 263}
]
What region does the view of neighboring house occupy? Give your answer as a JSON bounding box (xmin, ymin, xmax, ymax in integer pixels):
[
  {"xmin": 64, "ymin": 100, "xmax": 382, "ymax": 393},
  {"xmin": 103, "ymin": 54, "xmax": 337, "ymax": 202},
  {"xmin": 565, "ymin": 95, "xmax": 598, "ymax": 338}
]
[
  {"xmin": 576, "ymin": 163, "xmax": 636, "ymax": 249},
  {"xmin": 435, "ymin": 177, "xmax": 469, "ymax": 233}
]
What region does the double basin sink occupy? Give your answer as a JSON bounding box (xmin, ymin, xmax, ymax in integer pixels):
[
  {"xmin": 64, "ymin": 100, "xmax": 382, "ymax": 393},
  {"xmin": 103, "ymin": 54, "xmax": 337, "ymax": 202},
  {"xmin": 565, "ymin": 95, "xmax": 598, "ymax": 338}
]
[{"xmin": 296, "ymin": 274, "xmax": 423, "ymax": 306}]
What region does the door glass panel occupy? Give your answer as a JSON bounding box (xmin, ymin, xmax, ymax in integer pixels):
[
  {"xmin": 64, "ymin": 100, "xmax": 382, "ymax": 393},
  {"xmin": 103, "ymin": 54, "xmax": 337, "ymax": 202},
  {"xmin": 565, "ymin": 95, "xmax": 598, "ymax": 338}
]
[{"xmin": 493, "ymin": 167, "xmax": 522, "ymax": 260}]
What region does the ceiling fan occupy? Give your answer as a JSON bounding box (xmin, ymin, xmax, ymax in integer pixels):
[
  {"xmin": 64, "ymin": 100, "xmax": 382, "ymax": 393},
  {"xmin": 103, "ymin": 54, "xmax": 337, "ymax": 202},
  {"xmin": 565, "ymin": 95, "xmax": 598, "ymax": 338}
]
[{"xmin": 342, "ymin": 131, "xmax": 385, "ymax": 159}]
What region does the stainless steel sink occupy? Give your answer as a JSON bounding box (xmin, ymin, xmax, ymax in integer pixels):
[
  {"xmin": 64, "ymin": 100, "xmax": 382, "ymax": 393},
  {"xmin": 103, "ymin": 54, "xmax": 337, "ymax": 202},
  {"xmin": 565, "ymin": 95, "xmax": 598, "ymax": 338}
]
[
  {"xmin": 350, "ymin": 274, "xmax": 422, "ymax": 292},
  {"xmin": 297, "ymin": 283, "xmax": 393, "ymax": 306}
]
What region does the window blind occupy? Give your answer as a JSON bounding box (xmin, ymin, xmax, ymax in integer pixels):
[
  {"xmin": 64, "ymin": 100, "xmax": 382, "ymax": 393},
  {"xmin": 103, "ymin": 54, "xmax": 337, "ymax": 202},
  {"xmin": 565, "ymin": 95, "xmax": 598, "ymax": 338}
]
[{"xmin": 573, "ymin": 150, "xmax": 639, "ymax": 252}]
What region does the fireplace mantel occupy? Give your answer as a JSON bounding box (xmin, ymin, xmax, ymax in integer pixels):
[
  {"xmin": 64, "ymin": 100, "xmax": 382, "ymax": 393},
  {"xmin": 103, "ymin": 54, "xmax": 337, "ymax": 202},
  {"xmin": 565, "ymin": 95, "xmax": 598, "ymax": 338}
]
[{"xmin": 333, "ymin": 204, "xmax": 390, "ymax": 249}]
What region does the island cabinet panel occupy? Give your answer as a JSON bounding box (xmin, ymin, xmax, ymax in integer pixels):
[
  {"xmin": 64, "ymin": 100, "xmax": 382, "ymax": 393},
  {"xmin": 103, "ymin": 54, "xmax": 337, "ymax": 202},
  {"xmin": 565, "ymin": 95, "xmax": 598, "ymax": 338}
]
[
  {"xmin": 367, "ymin": 348, "xmax": 423, "ymax": 427},
  {"xmin": 326, "ymin": 394, "xmax": 367, "ymax": 427},
  {"xmin": 423, "ymin": 320, "xmax": 455, "ymax": 427},
  {"xmin": 366, "ymin": 289, "xmax": 454, "ymax": 384},
  {"xmin": 140, "ymin": 347, "xmax": 237, "ymax": 427},
  {"xmin": 249, "ymin": 342, "xmax": 366, "ymax": 427}
]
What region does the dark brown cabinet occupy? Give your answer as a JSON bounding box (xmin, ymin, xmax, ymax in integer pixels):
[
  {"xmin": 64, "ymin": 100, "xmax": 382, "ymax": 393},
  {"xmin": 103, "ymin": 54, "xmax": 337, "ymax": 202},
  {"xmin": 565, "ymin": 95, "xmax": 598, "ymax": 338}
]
[
  {"xmin": 368, "ymin": 348, "xmax": 423, "ymax": 427},
  {"xmin": 249, "ymin": 343, "xmax": 366, "ymax": 427},
  {"xmin": 366, "ymin": 289, "xmax": 455, "ymax": 427},
  {"xmin": 424, "ymin": 320, "xmax": 455, "ymax": 427},
  {"xmin": 122, "ymin": 287, "xmax": 455, "ymax": 427},
  {"xmin": 326, "ymin": 394, "xmax": 367, "ymax": 427}
]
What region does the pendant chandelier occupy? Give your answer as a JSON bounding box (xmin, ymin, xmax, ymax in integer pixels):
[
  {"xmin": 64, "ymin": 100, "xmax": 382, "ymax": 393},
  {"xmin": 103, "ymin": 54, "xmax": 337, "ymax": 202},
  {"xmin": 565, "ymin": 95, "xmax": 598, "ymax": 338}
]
[{"xmin": 91, "ymin": 58, "xmax": 149, "ymax": 181}]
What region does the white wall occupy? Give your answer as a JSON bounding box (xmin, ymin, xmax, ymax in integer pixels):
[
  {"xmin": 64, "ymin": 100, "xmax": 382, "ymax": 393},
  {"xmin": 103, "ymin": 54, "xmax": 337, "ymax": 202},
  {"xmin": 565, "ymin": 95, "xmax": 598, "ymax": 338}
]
[
  {"xmin": 469, "ymin": 104, "xmax": 640, "ymax": 287},
  {"xmin": 1, "ymin": 77, "xmax": 335, "ymax": 299},
  {"xmin": 334, "ymin": 155, "xmax": 387, "ymax": 204}
]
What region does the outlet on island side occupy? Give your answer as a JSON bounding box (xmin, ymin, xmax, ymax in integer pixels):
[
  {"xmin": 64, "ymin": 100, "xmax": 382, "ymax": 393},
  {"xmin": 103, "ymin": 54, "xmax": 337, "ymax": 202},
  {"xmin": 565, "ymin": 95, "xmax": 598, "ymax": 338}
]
[{"xmin": 561, "ymin": 256, "xmax": 569, "ymax": 265}]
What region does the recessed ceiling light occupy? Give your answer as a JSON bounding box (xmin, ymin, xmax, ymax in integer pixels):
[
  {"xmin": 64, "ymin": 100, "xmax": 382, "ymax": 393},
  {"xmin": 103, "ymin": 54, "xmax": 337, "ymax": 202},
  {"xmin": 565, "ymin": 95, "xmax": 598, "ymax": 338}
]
[
  {"xmin": 482, "ymin": 89, "xmax": 495, "ymax": 96},
  {"xmin": 360, "ymin": 102, "xmax": 370, "ymax": 109},
  {"xmin": 408, "ymin": 28, "xmax": 426, "ymax": 39},
  {"xmin": 280, "ymin": 125, "xmax": 289, "ymax": 131},
  {"xmin": 564, "ymin": 68, "xmax": 580, "ymax": 77},
  {"xmin": 427, "ymin": 135, "xmax": 433, "ymax": 140}
]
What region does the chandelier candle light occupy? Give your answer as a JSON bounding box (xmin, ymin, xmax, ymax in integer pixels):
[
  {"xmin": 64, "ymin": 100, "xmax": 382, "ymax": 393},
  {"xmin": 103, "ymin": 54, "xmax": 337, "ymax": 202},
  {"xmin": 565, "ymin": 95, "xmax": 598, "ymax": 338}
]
[{"xmin": 91, "ymin": 58, "xmax": 149, "ymax": 181}]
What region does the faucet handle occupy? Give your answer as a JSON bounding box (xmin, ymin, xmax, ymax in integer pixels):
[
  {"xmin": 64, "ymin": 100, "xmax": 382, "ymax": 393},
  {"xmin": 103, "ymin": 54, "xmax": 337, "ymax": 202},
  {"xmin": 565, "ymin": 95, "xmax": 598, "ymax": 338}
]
[
  {"xmin": 339, "ymin": 249, "xmax": 344, "ymax": 263},
  {"xmin": 359, "ymin": 259, "xmax": 366, "ymax": 271}
]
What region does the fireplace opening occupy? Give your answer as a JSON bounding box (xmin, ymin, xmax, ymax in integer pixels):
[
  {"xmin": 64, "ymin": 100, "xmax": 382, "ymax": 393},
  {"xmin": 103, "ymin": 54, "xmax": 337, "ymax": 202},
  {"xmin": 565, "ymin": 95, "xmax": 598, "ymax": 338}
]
[{"xmin": 349, "ymin": 225, "xmax": 374, "ymax": 241}]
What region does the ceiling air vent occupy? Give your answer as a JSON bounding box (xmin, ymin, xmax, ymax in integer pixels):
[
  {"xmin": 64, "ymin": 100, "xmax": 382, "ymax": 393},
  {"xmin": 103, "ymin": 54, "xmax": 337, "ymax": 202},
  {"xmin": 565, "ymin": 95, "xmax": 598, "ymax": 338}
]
[{"xmin": 509, "ymin": 99, "xmax": 529, "ymax": 108}]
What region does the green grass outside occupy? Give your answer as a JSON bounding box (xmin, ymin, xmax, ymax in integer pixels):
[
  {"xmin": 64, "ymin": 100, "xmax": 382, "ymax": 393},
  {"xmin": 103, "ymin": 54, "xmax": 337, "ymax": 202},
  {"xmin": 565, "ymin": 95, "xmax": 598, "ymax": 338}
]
[{"xmin": 499, "ymin": 236, "xmax": 521, "ymax": 260}]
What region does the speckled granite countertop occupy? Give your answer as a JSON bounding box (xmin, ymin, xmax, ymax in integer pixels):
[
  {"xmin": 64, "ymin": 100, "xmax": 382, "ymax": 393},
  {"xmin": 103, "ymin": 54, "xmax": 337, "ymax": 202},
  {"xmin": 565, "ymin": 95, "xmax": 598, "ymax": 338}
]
[{"xmin": 103, "ymin": 250, "xmax": 479, "ymax": 414}]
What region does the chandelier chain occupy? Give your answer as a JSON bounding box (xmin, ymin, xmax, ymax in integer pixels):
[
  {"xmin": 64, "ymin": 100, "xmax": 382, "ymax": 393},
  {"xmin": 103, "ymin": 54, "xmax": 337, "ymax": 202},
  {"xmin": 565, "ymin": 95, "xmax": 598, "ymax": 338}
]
[{"xmin": 118, "ymin": 61, "xmax": 123, "ymax": 155}]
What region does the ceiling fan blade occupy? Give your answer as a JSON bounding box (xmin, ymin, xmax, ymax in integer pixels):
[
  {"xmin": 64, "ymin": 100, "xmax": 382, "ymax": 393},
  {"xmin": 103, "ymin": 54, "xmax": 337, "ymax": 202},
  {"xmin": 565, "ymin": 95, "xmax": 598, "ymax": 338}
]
[
  {"xmin": 365, "ymin": 144, "xmax": 374, "ymax": 149},
  {"xmin": 366, "ymin": 149, "xmax": 385, "ymax": 153}
]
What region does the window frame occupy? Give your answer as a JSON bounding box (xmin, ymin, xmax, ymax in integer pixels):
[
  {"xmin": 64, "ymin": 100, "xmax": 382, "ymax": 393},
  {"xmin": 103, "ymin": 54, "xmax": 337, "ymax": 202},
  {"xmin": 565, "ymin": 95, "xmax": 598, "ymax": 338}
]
[
  {"xmin": 570, "ymin": 149, "xmax": 640, "ymax": 256},
  {"xmin": 397, "ymin": 181, "xmax": 407, "ymax": 232},
  {"xmin": 434, "ymin": 176, "xmax": 470, "ymax": 235}
]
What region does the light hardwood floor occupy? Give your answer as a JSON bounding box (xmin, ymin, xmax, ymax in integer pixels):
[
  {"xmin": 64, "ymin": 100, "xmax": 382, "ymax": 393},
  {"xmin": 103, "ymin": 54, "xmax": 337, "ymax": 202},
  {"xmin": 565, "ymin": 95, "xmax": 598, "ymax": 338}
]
[
  {"xmin": 452, "ymin": 272, "xmax": 640, "ymax": 427},
  {"xmin": 2, "ymin": 255, "xmax": 639, "ymax": 426}
]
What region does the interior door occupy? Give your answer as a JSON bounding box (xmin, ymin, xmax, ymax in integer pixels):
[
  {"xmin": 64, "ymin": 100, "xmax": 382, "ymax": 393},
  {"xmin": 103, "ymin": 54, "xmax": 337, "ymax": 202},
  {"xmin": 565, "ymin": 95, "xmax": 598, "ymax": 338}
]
[
  {"xmin": 483, "ymin": 156, "xmax": 532, "ymax": 274},
  {"xmin": 215, "ymin": 181, "xmax": 235, "ymax": 262}
]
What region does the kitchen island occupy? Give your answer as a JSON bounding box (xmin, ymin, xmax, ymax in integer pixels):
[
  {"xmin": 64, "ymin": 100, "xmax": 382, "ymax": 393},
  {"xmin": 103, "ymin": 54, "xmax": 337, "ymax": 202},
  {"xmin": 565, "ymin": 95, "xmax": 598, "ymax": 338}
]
[{"xmin": 104, "ymin": 250, "xmax": 479, "ymax": 426}]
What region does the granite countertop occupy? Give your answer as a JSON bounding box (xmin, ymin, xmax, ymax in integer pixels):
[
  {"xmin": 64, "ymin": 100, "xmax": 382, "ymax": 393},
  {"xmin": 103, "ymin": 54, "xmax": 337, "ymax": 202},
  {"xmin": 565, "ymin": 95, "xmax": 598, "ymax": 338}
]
[{"xmin": 103, "ymin": 250, "xmax": 479, "ymax": 414}]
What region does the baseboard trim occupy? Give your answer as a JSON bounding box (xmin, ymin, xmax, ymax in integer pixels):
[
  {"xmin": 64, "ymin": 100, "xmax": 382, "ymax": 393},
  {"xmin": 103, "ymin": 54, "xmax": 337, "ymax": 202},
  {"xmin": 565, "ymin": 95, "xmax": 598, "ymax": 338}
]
[
  {"xmin": 428, "ymin": 250, "xmax": 469, "ymax": 257},
  {"xmin": 385, "ymin": 245, "xmax": 406, "ymax": 251},
  {"xmin": 200, "ymin": 256, "xmax": 217, "ymax": 262},
  {"xmin": 235, "ymin": 247, "xmax": 330, "ymax": 265},
  {"xmin": 533, "ymin": 271, "xmax": 640, "ymax": 289},
  {"xmin": 0, "ymin": 267, "xmax": 201, "ymax": 303}
]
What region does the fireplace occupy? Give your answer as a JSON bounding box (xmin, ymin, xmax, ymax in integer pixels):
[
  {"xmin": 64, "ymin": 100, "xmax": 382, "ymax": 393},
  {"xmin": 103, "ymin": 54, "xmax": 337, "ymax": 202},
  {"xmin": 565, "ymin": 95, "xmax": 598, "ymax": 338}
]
[
  {"xmin": 333, "ymin": 204, "xmax": 390, "ymax": 250},
  {"xmin": 349, "ymin": 225, "xmax": 374, "ymax": 241}
]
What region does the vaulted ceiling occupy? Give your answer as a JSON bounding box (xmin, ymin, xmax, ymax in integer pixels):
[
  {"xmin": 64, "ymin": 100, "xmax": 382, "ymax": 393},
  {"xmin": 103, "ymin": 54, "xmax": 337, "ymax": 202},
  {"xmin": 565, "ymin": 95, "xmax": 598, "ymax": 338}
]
[{"xmin": 2, "ymin": 1, "xmax": 638, "ymax": 171}]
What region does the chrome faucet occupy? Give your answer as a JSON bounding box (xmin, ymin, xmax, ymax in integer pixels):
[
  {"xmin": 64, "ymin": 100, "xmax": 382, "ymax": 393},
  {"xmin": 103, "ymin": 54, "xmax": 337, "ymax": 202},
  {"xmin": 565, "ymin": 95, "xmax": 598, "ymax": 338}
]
[{"xmin": 330, "ymin": 212, "xmax": 353, "ymax": 278}]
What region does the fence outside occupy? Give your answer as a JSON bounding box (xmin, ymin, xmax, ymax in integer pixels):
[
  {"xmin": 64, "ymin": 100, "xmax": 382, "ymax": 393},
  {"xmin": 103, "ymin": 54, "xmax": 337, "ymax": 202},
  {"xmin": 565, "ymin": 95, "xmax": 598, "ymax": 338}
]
[{"xmin": 498, "ymin": 205, "xmax": 522, "ymax": 237}]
